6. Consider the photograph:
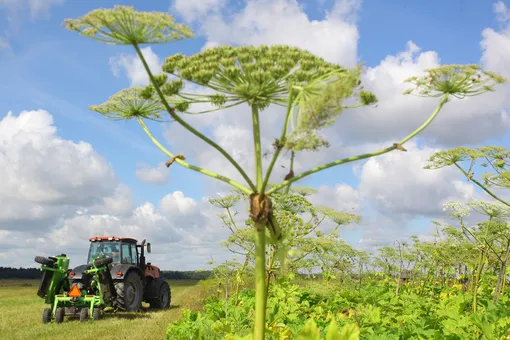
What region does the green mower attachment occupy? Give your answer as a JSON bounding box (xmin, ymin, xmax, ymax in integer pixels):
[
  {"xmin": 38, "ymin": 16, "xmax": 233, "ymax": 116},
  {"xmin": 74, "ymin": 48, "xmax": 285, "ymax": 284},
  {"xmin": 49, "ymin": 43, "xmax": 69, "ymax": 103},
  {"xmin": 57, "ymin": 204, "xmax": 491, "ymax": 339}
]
[{"xmin": 35, "ymin": 255, "xmax": 115, "ymax": 323}]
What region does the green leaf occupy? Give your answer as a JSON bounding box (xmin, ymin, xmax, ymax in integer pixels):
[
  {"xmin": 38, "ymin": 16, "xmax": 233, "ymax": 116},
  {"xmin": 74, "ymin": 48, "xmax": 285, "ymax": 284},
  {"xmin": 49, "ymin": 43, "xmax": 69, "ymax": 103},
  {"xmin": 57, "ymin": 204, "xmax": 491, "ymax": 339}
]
[
  {"xmin": 325, "ymin": 319, "xmax": 340, "ymax": 340},
  {"xmin": 297, "ymin": 319, "xmax": 321, "ymax": 340},
  {"xmin": 339, "ymin": 323, "xmax": 360, "ymax": 340}
]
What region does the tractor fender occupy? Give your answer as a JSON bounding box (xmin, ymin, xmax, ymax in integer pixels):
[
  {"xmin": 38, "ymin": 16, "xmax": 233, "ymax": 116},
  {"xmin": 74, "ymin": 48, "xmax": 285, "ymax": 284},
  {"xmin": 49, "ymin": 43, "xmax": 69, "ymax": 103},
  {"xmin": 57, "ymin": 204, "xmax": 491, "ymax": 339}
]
[{"xmin": 109, "ymin": 263, "xmax": 144, "ymax": 284}]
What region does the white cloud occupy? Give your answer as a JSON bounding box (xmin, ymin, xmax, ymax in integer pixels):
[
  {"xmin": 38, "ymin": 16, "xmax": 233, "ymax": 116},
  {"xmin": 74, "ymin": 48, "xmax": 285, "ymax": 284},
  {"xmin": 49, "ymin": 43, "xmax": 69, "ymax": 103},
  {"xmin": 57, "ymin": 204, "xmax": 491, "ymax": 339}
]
[
  {"xmin": 0, "ymin": 110, "xmax": 118, "ymax": 229},
  {"xmin": 109, "ymin": 46, "xmax": 163, "ymax": 87},
  {"xmin": 135, "ymin": 162, "xmax": 169, "ymax": 185},
  {"xmin": 182, "ymin": 0, "xmax": 360, "ymax": 67},
  {"xmin": 494, "ymin": 1, "xmax": 510, "ymax": 23},
  {"xmin": 481, "ymin": 3, "xmax": 510, "ymax": 80},
  {"xmin": 171, "ymin": 0, "xmax": 227, "ymax": 22},
  {"xmin": 310, "ymin": 184, "xmax": 361, "ymax": 213},
  {"xmin": 160, "ymin": 191, "xmax": 198, "ymax": 215},
  {"xmin": 358, "ymin": 141, "xmax": 477, "ymax": 217}
]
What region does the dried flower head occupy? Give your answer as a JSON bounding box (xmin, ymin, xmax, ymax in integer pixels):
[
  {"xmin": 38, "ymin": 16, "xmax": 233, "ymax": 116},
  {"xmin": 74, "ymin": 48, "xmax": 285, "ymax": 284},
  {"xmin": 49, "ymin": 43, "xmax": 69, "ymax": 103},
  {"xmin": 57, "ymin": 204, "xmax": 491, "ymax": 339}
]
[
  {"xmin": 404, "ymin": 64, "xmax": 507, "ymax": 99},
  {"xmin": 63, "ymin": 5, "xmax": 194, "ymax": 45},
  {"xmin": 89, "ymin": 87, "xmax": 164, "ymax": 120}
]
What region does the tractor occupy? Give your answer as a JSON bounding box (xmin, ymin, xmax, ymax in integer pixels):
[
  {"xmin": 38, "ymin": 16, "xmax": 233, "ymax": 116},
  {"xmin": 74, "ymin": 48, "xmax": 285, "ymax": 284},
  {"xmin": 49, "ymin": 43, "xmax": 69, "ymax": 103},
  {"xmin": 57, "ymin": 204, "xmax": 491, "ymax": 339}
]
[{"xmin": 34, "ymin": 236, "xmax": 170, "ymax": 323}]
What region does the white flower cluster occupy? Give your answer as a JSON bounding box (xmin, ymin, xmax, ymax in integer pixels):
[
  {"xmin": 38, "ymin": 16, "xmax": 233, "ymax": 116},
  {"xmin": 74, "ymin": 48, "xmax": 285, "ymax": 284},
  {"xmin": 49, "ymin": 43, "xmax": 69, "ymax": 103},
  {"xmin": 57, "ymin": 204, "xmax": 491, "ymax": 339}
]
[{"xmin": 442, "ymin": 200, "xmax": 471, "ymax": 218}]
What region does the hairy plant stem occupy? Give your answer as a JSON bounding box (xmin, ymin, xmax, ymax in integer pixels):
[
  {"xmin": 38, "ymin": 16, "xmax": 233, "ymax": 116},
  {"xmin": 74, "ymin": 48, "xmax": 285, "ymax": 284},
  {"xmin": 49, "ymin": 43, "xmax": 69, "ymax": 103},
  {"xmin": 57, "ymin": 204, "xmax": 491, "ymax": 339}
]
[
  {"xmin": 261, "ymin": 90, "xmax": 295, "ymax": 193},
  {"xmin": 267, "ymin": 95, "xmax": 449, "ymax": 195},
  {"xmin": 251, "ymin": 103, "xmax": 267, "ymax": 340},
  {"xmin": 252, "ymin": 105, "xmax": 264, "ymax": 190},
  {"xmin": 133, "ymin": 43, "xmax": 256, "ymax": 192},
  {"xmin": 254, "ymin": 223, "xmax": 267, "ymax": 340},
  {"xmin": 136, "ymin": 118, "xmax": 252, "ymax": 194}
]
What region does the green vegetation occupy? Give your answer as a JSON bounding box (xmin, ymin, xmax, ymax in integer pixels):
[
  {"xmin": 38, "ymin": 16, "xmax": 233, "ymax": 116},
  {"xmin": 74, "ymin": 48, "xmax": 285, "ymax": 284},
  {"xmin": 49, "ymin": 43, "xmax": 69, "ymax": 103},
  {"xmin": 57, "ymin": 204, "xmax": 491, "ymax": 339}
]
[{"xmin": 165, "ymin": 185, "xmax": 510, "ymax": 339}]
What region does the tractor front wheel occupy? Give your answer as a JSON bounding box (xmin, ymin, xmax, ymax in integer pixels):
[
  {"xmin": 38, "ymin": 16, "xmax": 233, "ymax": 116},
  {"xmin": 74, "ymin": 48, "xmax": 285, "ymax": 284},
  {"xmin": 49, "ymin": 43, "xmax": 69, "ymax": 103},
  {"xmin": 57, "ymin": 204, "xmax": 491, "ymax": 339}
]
[
  {"xmin": 113, "ymin": 271, "xmax": 143, "ymax": 312},
  {"xmin": 42, "ymin": 308, "xmax": 51, "ymax": 324},
  {"xmin": 93, "ymin": 307, "xmax": 101, "ymax": 320},
  {"xmin": 149, "ymin": 281, "xmax": 171, "ymax": 309},
  {"xmin": 55, "ymin": 307, "xmax": 65, "ymax": 324}
]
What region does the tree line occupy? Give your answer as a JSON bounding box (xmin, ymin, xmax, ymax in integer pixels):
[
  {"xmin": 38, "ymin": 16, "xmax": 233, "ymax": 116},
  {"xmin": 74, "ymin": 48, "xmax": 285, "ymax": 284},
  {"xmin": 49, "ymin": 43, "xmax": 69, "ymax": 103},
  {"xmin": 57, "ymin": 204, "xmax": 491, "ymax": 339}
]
[{"xmin": 0, "ymin": 267, "xmax": 213, "ymax": 280}]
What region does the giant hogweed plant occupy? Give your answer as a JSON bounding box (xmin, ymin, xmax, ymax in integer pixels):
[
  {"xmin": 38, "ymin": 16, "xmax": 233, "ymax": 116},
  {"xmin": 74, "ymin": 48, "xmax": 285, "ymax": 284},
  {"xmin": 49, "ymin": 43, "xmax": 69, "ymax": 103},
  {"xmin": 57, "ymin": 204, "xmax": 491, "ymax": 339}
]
[
  {"xmin": 209, "ymin": 186, "xmax": 361, "ymax": 296},
  {"xmin": 64, "ymin": 6, "xmax": 506, "ymax": 339},
  {"xmin": 427, "ymin": 146, "xmax": 510, "ymax": 306}
]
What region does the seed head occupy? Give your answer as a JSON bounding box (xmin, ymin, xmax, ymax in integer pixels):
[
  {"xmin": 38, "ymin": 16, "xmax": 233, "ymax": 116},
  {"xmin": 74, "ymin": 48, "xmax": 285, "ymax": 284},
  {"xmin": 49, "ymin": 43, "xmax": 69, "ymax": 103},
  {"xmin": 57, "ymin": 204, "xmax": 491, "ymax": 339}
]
[
  {"xmin": 89, "ymin": 87, "xmax": 164, "ymax": 120},
  {"xmin": 63, "ymin": 5, "xmax": 194, "ymax": 45},
  {"xmin": 404, "ymin": 64, "xmax": 506, "ymax": 99},
  {"xmin": 162, "ymin": 45, "xmax": 349, "ymax": 108}
]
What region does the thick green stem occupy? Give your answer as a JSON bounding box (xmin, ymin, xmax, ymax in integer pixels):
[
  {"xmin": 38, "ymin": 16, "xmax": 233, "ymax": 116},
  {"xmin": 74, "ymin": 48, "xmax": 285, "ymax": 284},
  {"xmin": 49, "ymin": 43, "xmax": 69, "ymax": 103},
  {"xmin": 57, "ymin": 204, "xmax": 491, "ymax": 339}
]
[
  {"xmin": 254, "ymin": 223, "xmax": 267, "ymax": 340},
  {"xmin": 136, "ymin": 118, "xmax": 252, "ymax": 195},
  {"xmin": 267, "ymin": 95, "xmax": 449, "ymax": 195},
  {"xmin": 251, "ymin": 105, "xmax": 263, "ymax": 191},
  {"xmin": 261, "ymin": 91, "xmax": 295, "ymax": 193},
  {"xmin": 132, "ymin": 43, "xmax": 257, "ymax": 192}
]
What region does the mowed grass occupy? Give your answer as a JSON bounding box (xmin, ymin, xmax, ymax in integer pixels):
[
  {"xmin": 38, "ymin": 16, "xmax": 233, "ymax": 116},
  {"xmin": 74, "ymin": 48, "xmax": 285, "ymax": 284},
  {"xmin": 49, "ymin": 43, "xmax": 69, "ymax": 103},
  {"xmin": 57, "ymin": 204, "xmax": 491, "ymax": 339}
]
[{"xmin": 0, "ymin": 279, "xmax": 208, "ymax": 340}]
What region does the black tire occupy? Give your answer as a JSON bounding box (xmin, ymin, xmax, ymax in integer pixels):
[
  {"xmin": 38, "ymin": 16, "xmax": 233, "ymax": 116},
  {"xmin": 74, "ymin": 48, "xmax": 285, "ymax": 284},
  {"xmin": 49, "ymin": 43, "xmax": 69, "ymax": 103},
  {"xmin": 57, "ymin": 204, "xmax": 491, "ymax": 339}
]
[
  {"xmin": 94, "ymin": 257, "xmax": 113, "ymax": 268},
  {"xmin": 113, "ymin": 271, "xmax": 143, "ymax": 312},
  {"xmin": 93, "ymin": 307, "xmax": 101, "ymax": 320},
  {"xmin": 55, "ymin": 307, "xmax": 65, "ymax": 324},
  {"xmin": 34, "ymin": 256, "xmax": 55, "ymax": 267},
  {"xmin": 79, "ymin": 308, "xmax": 89, "ymax": 322},
  {"xmin": 42, "ymin": 308, "xmax": 51, "ymax": 324},
  {"xmin": 149, "ymin": 281, "xmax": 171, "ymax": 309}
]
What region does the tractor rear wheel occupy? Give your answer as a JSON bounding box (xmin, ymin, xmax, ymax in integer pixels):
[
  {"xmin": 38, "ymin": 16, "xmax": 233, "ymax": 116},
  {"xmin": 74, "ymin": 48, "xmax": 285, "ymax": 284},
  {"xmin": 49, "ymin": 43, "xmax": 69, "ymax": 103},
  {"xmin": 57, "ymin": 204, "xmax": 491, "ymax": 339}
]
[
  {"xmin": 55, "ymin": 307, "xmax": 65, "ymax": 324},
  {"xmin": 42, "ymin": 308, "xmax": 51, "ymax": 324},
  {"xmin": 149, "ymin": 281, "xmax": 171, "ymax": 309},
  {"xmin": 113, "ymin": 271, "xmax": 143, "ymax": 312},
  {"xmin": 80, "ymin": 308, "xmax": 89, "ymax": 322}
]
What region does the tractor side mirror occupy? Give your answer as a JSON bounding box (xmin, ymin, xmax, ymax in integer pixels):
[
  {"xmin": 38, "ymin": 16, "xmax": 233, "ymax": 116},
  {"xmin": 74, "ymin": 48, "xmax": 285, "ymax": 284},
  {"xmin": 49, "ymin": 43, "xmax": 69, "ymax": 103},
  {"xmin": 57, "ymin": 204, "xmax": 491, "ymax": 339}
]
[{"xmin": 147, "ymin": 243, "xmax": 151, "ymax": 253}]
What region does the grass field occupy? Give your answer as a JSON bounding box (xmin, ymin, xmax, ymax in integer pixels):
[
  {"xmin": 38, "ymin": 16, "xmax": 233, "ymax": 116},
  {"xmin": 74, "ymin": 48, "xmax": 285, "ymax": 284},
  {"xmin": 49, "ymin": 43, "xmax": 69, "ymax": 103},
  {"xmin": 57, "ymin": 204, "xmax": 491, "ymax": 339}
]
[{"xmin": 0, "ymin": 279, "xmax": 207, "ymax": 340}]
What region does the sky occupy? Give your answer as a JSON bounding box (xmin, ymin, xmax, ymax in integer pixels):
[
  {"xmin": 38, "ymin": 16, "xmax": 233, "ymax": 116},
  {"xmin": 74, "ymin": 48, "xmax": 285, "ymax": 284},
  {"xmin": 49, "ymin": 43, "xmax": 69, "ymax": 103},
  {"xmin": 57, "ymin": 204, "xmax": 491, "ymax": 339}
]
[{"xmin": 0, "ymin": 0, "xmax": 509, "ymax": 270}]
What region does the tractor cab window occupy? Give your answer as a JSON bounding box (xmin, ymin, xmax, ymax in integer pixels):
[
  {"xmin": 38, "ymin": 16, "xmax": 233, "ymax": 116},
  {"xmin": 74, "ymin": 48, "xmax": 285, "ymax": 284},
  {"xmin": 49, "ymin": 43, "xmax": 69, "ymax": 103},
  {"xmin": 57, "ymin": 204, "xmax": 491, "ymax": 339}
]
[
  {"xmin": 121, "ymin": 243, "xmax": 136, "ymax": 264},
  {"xmin": 87, "ymin": 241, "xmax": 121, "ymax": 264},
  {"xmin": 130, "ymin": 243, "xmax": 138, "ymax": 264}
]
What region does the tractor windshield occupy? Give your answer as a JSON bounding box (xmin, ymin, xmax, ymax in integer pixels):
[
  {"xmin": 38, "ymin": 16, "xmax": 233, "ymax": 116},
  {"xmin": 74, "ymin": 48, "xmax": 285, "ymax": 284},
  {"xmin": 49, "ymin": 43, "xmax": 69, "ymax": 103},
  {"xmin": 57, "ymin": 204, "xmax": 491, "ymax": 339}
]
[{"xmin": 87, "ymin": 241, "xmax": 121, "ymax": 264}]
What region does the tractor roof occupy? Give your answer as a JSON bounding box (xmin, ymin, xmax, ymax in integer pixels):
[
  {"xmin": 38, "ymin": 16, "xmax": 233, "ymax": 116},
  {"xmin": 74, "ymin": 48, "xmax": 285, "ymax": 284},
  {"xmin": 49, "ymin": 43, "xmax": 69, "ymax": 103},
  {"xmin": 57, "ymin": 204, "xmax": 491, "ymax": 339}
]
[{"xmin": 89, "ymin": 236, "xmax": 138, "ymax": 243}]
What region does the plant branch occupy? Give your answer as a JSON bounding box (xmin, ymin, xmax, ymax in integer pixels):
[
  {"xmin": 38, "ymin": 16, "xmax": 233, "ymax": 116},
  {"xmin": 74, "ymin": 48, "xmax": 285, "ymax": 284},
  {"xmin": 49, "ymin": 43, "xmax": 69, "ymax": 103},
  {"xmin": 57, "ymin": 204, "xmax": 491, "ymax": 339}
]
[
  {"xmin": 133, "ymin": 43, "xmax": 256, "ymax": 192},
  {"xmin": 136, "ymin": 117, "xmax": 252, "ymax": 194},
  {"xmin": 267, "ymin": 95, "xmax": 449, "ymax": 194},
  {"xmin": 453, "ymin": 162, "xmax": 510, "ymax": 208},
  {"xmin": 261, "ymin": 90, "xmax": 295, "ymax": 193}
]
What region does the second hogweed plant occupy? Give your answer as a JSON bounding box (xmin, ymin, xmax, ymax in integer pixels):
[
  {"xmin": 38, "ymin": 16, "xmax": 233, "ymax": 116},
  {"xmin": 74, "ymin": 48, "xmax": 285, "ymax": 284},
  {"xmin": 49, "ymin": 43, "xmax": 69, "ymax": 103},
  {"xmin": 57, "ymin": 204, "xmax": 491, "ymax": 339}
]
[{"xmin": 63, "ymin": 6, "xmax": 506, "ymax": 340}]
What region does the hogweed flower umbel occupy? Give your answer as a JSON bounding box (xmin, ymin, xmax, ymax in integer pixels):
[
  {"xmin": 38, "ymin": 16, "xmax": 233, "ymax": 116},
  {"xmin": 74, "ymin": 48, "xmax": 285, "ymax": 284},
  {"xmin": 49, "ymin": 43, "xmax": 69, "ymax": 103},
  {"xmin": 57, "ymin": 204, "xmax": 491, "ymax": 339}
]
[
  {"xmin": 404, "ymin": 64, "xmax": 507, "ymax": 99},
  {"xmin": 89, "ymin": 87, "xmax": 164, "ymax": 120},
  {"xmin": 63, "ymin": 5, "xmax": 194, "ymax": 45}
]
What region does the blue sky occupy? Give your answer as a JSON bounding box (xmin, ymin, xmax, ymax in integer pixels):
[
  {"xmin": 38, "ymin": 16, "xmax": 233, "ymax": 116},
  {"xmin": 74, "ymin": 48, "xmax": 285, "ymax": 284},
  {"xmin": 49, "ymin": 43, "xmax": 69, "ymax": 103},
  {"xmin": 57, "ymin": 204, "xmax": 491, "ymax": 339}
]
[
  {"xmin": 0, "ymin": 0, "xmax": 509, "ymax": 268},
  {"xmin": 0, "ymin": 0, "xmax": 503, "ymax": 207}
]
